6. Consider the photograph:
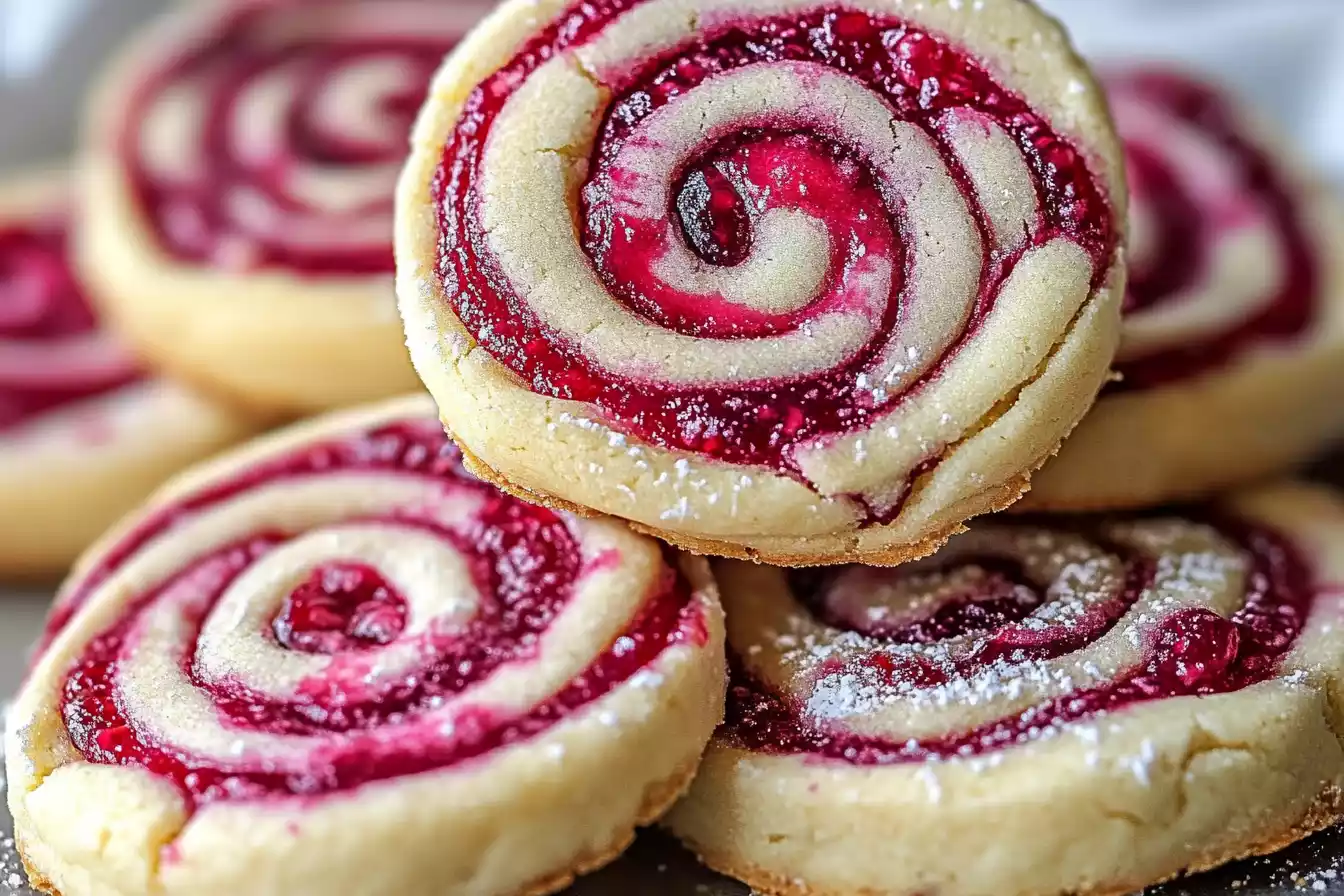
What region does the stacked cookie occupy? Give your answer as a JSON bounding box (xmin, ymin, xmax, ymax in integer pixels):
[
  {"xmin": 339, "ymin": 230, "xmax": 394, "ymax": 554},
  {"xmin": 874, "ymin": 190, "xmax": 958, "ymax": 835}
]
[{"xmin": 7, "ymin": 1, "xmax": 1344, "ymax": 896}]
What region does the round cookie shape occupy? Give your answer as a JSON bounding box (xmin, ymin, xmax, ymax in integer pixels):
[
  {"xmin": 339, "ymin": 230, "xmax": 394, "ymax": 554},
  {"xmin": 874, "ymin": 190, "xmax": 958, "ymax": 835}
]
[
  {"xmin": 1026, "ymin": 68, "xmax": 1344, "ymax": 510},
  {"xmin": 0, "ymin": 174, "xmax": 257, "ymax": 579},
  {"xmin": 9, "ymin": 396, "xmax": 725, "ymax": 896},
  {"xmin": 79, "ymin": 0, "xmax": 492, "ymax": 413},
  {"xmin": 396, "ymin": 0, "xmax": 1127, "ymax": 567},
  {"xmin": 664, "ymin": 482, "xmax": 1344, "ymax": 896}
]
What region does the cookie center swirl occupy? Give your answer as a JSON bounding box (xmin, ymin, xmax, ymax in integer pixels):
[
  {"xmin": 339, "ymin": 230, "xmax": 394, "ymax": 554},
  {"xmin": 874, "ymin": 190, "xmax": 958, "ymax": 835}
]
[
  {"xmin": 723, "ymin": 517, "xmax": 1312, "ymax": 762},
  {"xmin": 1107, "ymin": 70, "xmax": 1318, "ymax": 390},
  {"xmin": 792, "ymin": 560, "xmax": 1046, "ymax": 643},
  {"xmin": 0, "ymin": 220, "xmax": 142, "ymax": 431},
  {"xmin": 437, "ymin": 2, "xmax": 1116, "ymax": 498},
  {"xmin": 271, "ymin": 563, "xmax": 408, "ymax": 653},
  {"xmin": 54, "ymin": 420, "xmax": 705, "ymax": 810},
  {"xmin": 122, "ymin": 1, "xmax": 466, "ymax": 274}
]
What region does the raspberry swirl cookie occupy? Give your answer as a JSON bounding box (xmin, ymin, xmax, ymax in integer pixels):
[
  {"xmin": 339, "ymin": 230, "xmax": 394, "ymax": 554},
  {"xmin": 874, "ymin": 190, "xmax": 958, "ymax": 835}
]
[
  {"xmin": 80, "ymin": 0, "xmax": 491, "ymax": 413},
  {"xmin": 666, "ymin": 482, "xmax": 1344, "ymax": 896},
  {"xmin": 8, "ymin": 396, "xmax": 724, "ymax": 896},
  {"xmin": 396, "ymin": 0, "xmax": 1127, "ymax": 566},
  {"xmin": 0, "ymin": 174, "xmax": 255, "ymax": 580},
  {"xmin": 1028, "ymin": 69, "xmax": 1344, "ymax": 510}
]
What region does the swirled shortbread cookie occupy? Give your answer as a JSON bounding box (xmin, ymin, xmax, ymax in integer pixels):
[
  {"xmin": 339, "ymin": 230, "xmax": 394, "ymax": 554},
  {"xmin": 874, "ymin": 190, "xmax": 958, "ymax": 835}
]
[
  {"xmin": 396, "ymin": 0, "xmax": 1127, "ymax": 566},
  {"xmin": 79, "ymin": 0, "xmax": 492, "ymax": 412},
  {"xmin": 9, "ymin": 396, "xmax": 725, "ymax": 896},
  {"xmin": 1027, "ymin": 68, "xmax": 1344, "ymax": 510},
  {"xmin": 666, "ymin": 482, "xmax": 1344, "ymax": 896},
  {"xmin": 0, "ymin": 173, "xmax": 255, "ymax": 579}
]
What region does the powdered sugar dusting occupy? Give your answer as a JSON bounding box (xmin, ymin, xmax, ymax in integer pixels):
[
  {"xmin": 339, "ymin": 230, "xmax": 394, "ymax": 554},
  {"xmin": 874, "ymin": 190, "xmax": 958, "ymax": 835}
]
[{"xmin": 722, "ymin": 511, "xmax": 1319, "ymax": 765}]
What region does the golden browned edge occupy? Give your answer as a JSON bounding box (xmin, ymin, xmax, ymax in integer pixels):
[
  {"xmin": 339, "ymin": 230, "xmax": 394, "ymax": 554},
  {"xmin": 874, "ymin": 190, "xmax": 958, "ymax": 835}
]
[
  {"xmin": 16, "ymin": 757, "xmax": 705, "ymax": 896},
  {"xmin": 450, "ymin": 426, "xmax": 1033, "ymax": 568},
  {"xmin": 674, "ymin": 785, "xmax": 1344, "ymax": 896},
  {"xmin": 514, "ymin": 756, "xmax": 706, "ymax": 896}
]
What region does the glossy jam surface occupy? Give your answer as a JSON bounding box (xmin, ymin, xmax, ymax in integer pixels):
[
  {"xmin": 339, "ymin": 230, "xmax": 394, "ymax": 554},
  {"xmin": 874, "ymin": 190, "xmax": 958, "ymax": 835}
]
[
  {"xmin": 272, "ymin": 563, "xmax": 408, "ymax": 653},
  {"xmin": 57, "ymin": 419, "xmax": 704, "ymax": 809},
  {"xmin": 436, "ymin": 2, "xmax": 1117, "ymax": 473},
  {"xmin": 122, "ymin": 2, "xmax": 459, "ymax": 274},
  {"xmin": 726, "ymin": 519, "xmax": 1311, "ymax": 763},
  {"xmin": 596, "ymin": 129, "xmax": 897, "ymax": 341},
  {"xmin": 1112, "ymin": 70, "xmax": 1318, "ymax": 390},
  {"xmin": 0, "ymin": 220, "xmax": 142, "ymax": 431}
]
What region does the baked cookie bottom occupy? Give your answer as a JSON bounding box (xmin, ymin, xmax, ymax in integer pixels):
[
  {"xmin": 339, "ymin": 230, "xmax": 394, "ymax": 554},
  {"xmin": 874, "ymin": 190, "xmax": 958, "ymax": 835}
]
[
  {"xmin": 16, "ymin": 757, "xmax": 704, "ymax": 896},
  {"xmin": 676, "ymin": 787, "xmax": 1344, "ymax": 896},
  {"xmin": 453, "ymin": 434, "xmax": 1035, "ymax": 568}
]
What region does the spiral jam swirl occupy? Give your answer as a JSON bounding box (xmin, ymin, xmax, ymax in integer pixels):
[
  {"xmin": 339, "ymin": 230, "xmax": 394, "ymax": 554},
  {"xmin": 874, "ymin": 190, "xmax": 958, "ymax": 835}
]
[
  {"xmin": 1109, "ymin": 69, "xmax": 1319, "ymax": 390},
  {"xmin": 0, "ymin": 217, "xmax": 142, "ymax": 432},
  {"xmin": 720, "ymin": 512, "xmax": 1315, "ymax": 762},
  {"xmin": 434, "ymin": 0, "xmax": 1117, "ymax": 504},
  {"xmin": 121, "ymin": 0, "xmax": 471, "ymax": 274},
  {"xmin": 45, "ymin": 411, "xmax": 707, "ymax": 811}
]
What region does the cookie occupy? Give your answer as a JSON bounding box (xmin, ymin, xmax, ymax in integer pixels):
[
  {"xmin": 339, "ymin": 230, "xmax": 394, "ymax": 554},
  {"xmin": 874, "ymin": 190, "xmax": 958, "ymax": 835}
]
[
  {"xmin": 78, "ymin": 0, "xmax": 491, "ymax": 413},
  {"xmin": 9, "ymin": 395, "xmax": 725, "ymax": 896},
  {"xmin": 395, "ymin": 0, "xmax": 1127, "ymax": 567},
  {"xmin": 664, "ymin": 482, "xmax": 1344, "ymax": 896},
  {"xmin": 0, "ymin": 173, "xmax": 256, "ymax": 580},
  {"xmin": 1026, "ymin": 68, "xmax": 1344, "ymax": 510}
]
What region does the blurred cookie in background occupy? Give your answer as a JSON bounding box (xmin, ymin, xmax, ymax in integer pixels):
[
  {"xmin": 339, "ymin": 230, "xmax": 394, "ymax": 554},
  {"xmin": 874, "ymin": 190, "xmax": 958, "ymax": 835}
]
[
  {"xmin": 76, "ymin": 0, "xmax": 492, "ymax": 413},
  {"xmin": 1041, "ymin": 0, "xmax": 1344, "ymax": 185},
  {"xmin": 0, "ymin": 172, "xmax": 258, "ymax": 580},
  {"xmin": 1026, "ymin": 66, "xmax": 1344, "ymax": 510}
]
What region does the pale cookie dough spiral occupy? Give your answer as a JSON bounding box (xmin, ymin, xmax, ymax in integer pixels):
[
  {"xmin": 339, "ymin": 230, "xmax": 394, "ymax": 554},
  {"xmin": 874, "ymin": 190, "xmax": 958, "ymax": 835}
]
[
  {"xmin": 8, "ymin": 396, "xmax": 725, "ymax": 896},
  {"xmin": 396, "ymin": 0, "xmax": 1128, "ymax": 567},
  {"xmin": 80, "ymin": 0, "xmax": 493, "ymax": 412},
  {"xmin": 1027, "ymin": 68, "xmax": 1344, "ymax": 510},
  {"xmin": 665, "ymin": 482, "xmax": 1344, "ymax": 896},
  {"xmin": 0, "ymin": 173, "xmax": 256, "ymax": 579}
]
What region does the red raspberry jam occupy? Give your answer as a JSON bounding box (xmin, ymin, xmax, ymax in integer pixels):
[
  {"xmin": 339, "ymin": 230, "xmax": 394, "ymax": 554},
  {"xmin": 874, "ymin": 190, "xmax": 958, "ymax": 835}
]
[
  {"xmin": 726, "ymin": 518, "xmax": 1311, "ymax": 763},
  {"xmin": 272, "ymin": 563, "xmax": 408, "ymax": 653},
  {"xmin": 0, "ymin": 220, "xmax": 142, "ymax": 432},
  {"xmin": 54, "ymin": 418, "xmax": 705, "ymax": 810},
  {"xmin": 120, "ymin": 2, "xmax": 461, "ymax": 275},
  {"xmin": 1110, "ymin": 70, "xmax": 1318, "ymax": 390}
]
